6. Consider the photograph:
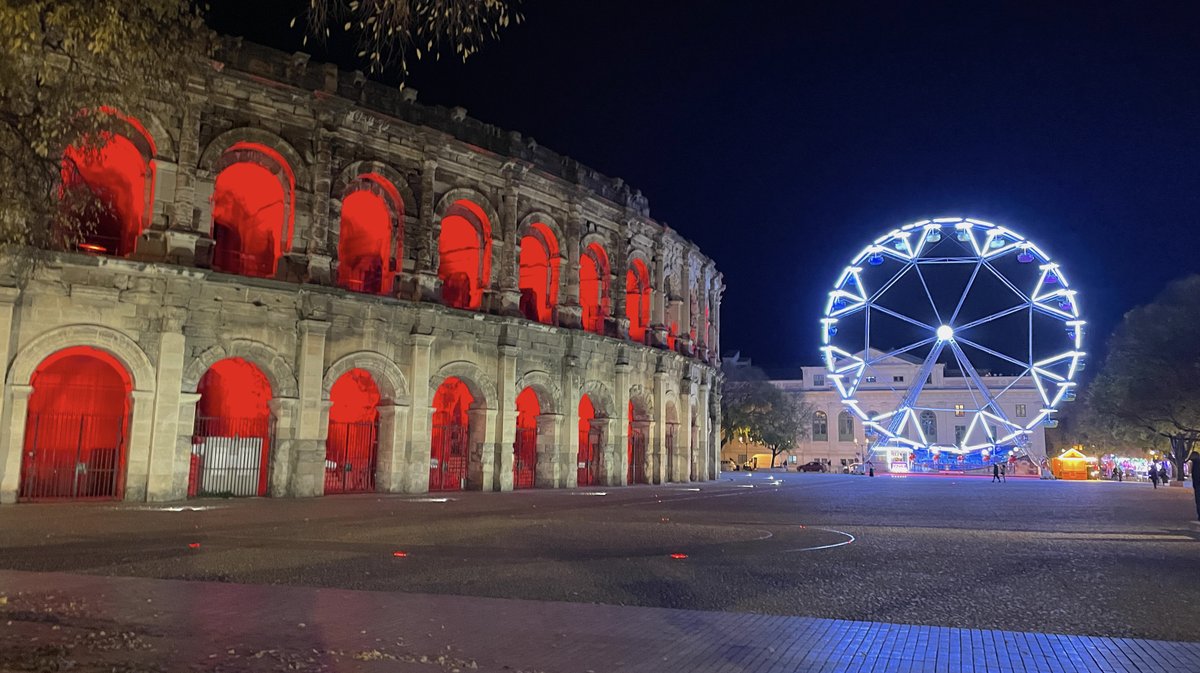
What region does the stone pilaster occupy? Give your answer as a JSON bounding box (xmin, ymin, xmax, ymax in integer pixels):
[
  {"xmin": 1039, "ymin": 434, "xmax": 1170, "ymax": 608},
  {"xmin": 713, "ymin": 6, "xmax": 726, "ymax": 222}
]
[
  {"xmin": 0, "ymin": 385, "xmax": 32, "ymax": 504},
  {"xmin": 0, "ymin": 286, "xmax": 21, "ymax": 501},
  {"xmin": 696, "ymin": 380, "xmax": 711, "ymax": 482},
  {"xmin": 613, "ymin": 361, "xmax": 630, "ymax": 486},
  {"xmin": 652, "ymin": 369, "xmax": 669, "ymax": 485},
  {"xmin": 559, "ymin": 206, "xmax": 583, "ymax": 329},
  {"xmin": 535, "ymin": 412, "xmax": 562, "ymax": 488},
  {"xmin": 123, "ymin": 390, "xmax": 156, "ymax": 501},
  {"xmin": 496, "ymin": 181, "xmax": 522, "ymax": 317},
  {"xmin": 414, "ymin": 158, "xmax": 440, "ymax": 302},
  {"xmin": 146, "ymin": 312, "xmax": 187, "ymax": 500},
  {"xmin": 267, "ymin": 397, "xmax": 302, "ymax": 497},
  {"xmin": 650, "ymin": 246, "xmax": 668, "ymax": 348},
  {"xmin": 405, "ymin": 332, "xmax": 436, "ymax": 492},
  {"xmin": 559, "ymin": 345, "xmax": 581, "ymax": 487},
  {"xmin": 287, "ymin": 320, "xmax": 330, "ymax": 497},
  {"xmin": 374, "ymin": 403, "xmax": 410, "ymax": 492},
  {"xmin": 494, "ymin": 342, "xmax": 519, "ymax": 491}
]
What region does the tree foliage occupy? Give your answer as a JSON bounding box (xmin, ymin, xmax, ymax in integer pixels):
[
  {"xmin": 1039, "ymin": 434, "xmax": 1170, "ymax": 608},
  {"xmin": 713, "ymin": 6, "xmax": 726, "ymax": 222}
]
[
  {"xmin": 721, "ymin": 365, "xmax": 812, "ymax": 467},
  {"xmin": 0, "ymin": 0, "xmax": 212, "ymax": 264},
  {"xmin": 302, "ymin": 0, "xmax": 521, "ymax": 76},
  {"xmin": 1084, "ymin": 275, "xmax": 1200, "ymax": 482}
]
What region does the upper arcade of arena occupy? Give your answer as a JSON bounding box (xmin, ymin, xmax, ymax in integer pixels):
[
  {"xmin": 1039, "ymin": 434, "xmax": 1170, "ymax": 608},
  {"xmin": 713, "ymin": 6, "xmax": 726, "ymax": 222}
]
[{"xmin": 46, "ymin": 37, "xmax": 724, "ymax": 364}]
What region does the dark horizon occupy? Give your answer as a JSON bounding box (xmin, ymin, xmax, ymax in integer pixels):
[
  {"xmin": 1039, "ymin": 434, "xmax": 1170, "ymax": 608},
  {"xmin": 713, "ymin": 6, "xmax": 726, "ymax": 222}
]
[{"xmin": 209, "ymin": 1, "xmax": 1200, "ymax": 374}]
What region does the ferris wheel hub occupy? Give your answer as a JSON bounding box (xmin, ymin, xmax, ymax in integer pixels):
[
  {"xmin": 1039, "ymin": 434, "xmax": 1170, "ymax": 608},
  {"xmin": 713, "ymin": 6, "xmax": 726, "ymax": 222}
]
[{"xmin": 936, "ymin": 325, "xmax": 954, "ymax": 341}]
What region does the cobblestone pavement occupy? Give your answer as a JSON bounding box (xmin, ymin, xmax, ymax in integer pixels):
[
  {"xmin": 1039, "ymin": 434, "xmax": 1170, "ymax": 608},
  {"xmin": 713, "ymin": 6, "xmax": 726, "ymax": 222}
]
[
  {"xmin": 1, "ymin": 472, "xmax": 1198, "ymax": 651},
  {"xmin": 3, "ymin": 569, "xmax": 1199, "ymax": 673}
]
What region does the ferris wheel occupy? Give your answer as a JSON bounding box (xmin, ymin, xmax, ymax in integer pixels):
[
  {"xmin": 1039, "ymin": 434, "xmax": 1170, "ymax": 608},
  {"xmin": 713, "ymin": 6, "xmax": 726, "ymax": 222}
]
[{"xmin": 819, "ymin": 217, "xmax": 1085, "ymax": 468}]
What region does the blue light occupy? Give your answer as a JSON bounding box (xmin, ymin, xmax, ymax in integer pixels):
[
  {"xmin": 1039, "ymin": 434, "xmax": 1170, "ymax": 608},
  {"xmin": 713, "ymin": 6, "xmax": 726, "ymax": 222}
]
[
  {"xmin": 926, "ymin": 230, "xmax": 942, "ymax": 243},
  {"xmin": 828, "ymin": 325, "xmax": 838, "ymax": 336},
  {"xmin": 868, "ymin": 253, "xmax": 884, "ymax": 266},
  {"xmin": 990, "ymin": 237, "xmax": 1006, "ymax": 249},
  {"xmin": 1045, "ymin": 272, "xmax": 1058, "ymax": 284},
  {"xmin": 1017, "ymin": 251, "xmax": 1034, "ymax": 263}
]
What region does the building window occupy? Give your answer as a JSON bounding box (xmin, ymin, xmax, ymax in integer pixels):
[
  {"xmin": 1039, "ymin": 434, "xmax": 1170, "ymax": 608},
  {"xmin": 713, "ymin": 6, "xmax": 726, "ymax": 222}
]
[
  {"xmin": 893, "ymin": 375, "xmax": 905, "ymax": 383},
  {"xmin": 838, "ymin": 411, "xmax": 854, "ymax": 441},
  {"xmin": 954, "ymin": 425, "xmax": 966, "ymax": 444},
  {"xmin": 1015, "ymin": 403, "xmax": 1027, "ymax": 418},
  {"xmin": 954, "ymin": 403, "xmax": 965, "ymax": 417},
  {"xmin": 919, "ymin": 411, "xmax": 937, "ymax": 441},
  {"xmin": 813, "ymin": 374, "xmax": 825, "ymax": 387},
  {"xmin": 865, "ymin": 375, "xmax": 876, "ymax": 383},
  {"xmin": 812, "ymin": 411, "xmax": 828, "ymax": 441}
]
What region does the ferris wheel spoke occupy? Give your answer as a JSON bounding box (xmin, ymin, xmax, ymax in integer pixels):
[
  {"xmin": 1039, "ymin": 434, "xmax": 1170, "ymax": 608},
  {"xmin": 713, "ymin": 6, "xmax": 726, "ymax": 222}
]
[
  {"xmin": 983, "ymin": 260, "xmax": 1032, "ymax": 303},
  {"xmin": 954, "ymin": 336, "xmax": 1032, "ymax": 372},
  {"xmin": 947, "ymin": 340, "xmax": 1015, "ymax": 429},
  {"xmin": 864, "ymin": 337, "xmax": 936, "ymax": 366},
  {"xmin": 913, "ymin": 264, "xmax": 943, "ymax": 326},
  {"xmin": 867, "ymin": 263, "xmax": 914, "ymax": 304},
  {"xmin": 883, "ymin": 340, "xmax": 946, "ymax": 438},
  {"xmin": 948, "ymin": 261, "xmax": 983, "ymax": 325},
  {"xmin": 954, "ymin": 304, "xmax": 1028, "ymax": 333},
  {"xmin": 870, "ymin": 304, "xmax": 935, "ymax": 332}
]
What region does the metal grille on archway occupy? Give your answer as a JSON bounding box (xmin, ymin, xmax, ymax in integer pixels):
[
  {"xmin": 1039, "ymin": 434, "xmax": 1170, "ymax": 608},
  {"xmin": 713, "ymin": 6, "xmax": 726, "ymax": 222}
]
[
  {"xmin": 430, "ymin": 421, "xmax": 469, "ymax": 491},
  {"xmin": 578, "ymin": 428, "xmax": 602, "ymax": 486},
  {"xmin": 20, "ymin": 413, "xmax": 126, "ymax": 501},
  {"xmin": 324, "ymin": 420, "xmax": 378, "ymax": 494},
  {"xmin": 628, "ymin": 429, "xmax": 647, "ymax": 484},
  {"xmin": 513, "ymin": 427, "xmax": 537, "ymax": 489},
  {"xmin": 189, "ymin": 417, "xmax": 272, "ymax": 497}
]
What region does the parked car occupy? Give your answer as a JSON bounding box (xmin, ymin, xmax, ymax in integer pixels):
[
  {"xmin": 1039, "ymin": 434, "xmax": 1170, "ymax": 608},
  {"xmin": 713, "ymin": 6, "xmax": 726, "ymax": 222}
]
[{"xmin": 797, "ymin": 461, "xmax": 826, "ymax": 473}]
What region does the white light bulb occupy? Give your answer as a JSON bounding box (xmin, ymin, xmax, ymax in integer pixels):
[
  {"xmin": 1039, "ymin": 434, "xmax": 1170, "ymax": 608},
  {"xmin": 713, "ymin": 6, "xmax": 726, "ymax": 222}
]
[{"xmin": 937, "ymin": 325, "xmax": 954, "ymax": 341}]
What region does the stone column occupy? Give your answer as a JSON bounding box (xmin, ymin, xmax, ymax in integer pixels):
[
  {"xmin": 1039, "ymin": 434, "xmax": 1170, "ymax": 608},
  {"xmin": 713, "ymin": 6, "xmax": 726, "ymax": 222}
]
[
  {"xmin": 267, "ymin": 397, "xmax": 301, "ymax": 497},
  {"xmin": 559, "ymin": 207, "xmax": 583, "ymax": 329},
  {"xmin": 679, "ymin": 375, "xmax": 695, "ymax": 483},
  {"xmin": 612, "ymin": 362, "xmax": 630, "ymax": 485},
  {"xmin": 146, "ymin": 313, "xmax": 188, "ymax": 501},
  {"xmin": 304, "ymin": 128, "xmax": 335, "ymax": 284},
  {"xmin": 650, "ymin": 247, "xmax": 668, "ymax": 348},
  {"xmin": 652, "ymin": 369, "xmax": 669, "ymax": 485},
  {"xmin": 405, "ymin": 333, "xmax": 436, "ymax": 492},
  {"xmin": 708, "ymin": 383, "xmax": 722, "ymax": 480},
  {"xmin": 122, "ymin": 390, "xmax": 155, "ymax": 501},
  {"xmin": 165, "ymin": 89, "xmax": 204, "ymax": 265},
  {"xmin": 493, "ymin": 343, "xmax": 519, "ymax": 491},
  {"xmin": 0, "ymin": 385, "xmax": 32, "ymax": 504},
  {"xmin": 609, "ymin": 232, "xmax": 627, "ymax": 339},
  {"xmin": 414, "ymin": 158, "xmax": 441, "ymax": 302},
  {"xmin": 696, "ymin": 380, "xmax": 711, "ymax": 482},
  {"xmin": 712, "ymin": 279, "xmax": 724, "ymax": 364},
  {"xmin": 535, "ymin": 412, "xmax": 563, "ymax": 488},
  {"xmin": 559, "ymin": 347, "xmax": 581, "ymax": 487},
  {"xmin": 374, "ymin": 403, "xmax": 410, "ymax": 493},
  {"xmin": 0, "ymin": 287, "xmax": 21, "ymax": 502},
  {"xmin": 495, "ymin": 182, "xmax": 522, "ymax": 316},
  {"xmin": 469, "ymin": 407, "xmax": 499, "ymax": 491},
  {"xmin": 286, "ymin": 320, "xmax": 330, "ymax": 497}
]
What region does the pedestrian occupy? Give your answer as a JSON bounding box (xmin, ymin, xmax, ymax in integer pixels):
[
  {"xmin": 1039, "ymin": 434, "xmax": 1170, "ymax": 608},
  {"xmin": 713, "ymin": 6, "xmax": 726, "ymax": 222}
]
[
  {"xmin": 992, "ymin": 463, "xmax": 1000, "ymax": 483},
  {"xmin": 867, "ymin": 460, "xmax": 874, "ymax": 477},
  {"xmin": 1150, "ymin": 464, "xmax": 1159, "ymax": 489},
  {"xmin": 1189, "ymin": 453, "xmax": 1200, "ymax": 522},
  {"xmin": 1117, "ymin": 465, "xmax": 1123, "ymax": 482},
  {"xmin": 1000, "ymin": 463, "xmax": 1007, "ymax": 483}
]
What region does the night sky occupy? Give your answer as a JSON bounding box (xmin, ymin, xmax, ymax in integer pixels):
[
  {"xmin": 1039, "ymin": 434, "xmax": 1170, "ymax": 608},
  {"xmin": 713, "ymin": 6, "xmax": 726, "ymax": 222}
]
[{"xmin": 210, "ymin": 1, "xmax": 1200, "ymax": 375}]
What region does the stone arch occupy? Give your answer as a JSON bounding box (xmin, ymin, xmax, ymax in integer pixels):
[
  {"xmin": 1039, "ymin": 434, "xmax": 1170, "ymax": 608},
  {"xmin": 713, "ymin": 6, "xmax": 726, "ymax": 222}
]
[
  {"xmin": 516, "ymin": 211, "xmax": 566, "ymax": 256},
  {"xmin": 428, "ymin": 360, "xmax": 497, "ymax": 410},
  {"xmin": 183, "ymin": 340, "xmax": 299, "ymax": 398},
  {"xmin": 322, "ymin": 351, "xmax": 410, "ymax": 406},
  {"xmin": 628, "ymin": 383, "xmax": 654, "ymax": 420},
  {"xmin": 433, "ymin": 188, "xmax": 501, "ymax": 241},
  {"xmin": 8, "ymin": 325, "xmax": 156, "ymax": 393},
  {"xmin": 124, "ymin": 107, "xmax": 175, "ymax": 162},
  {"xmin": 514, "ymin": 369, "xmax": 561, "ymax": 415},
  {"xmin": 579, "ymin": 380, "xmax": 615, "ymax": 418},
  {"xmin": 332, "ymin": 160, "xmax": 416, "ymax": 211},
  {"xmin": 198, "ymin": 127, "xmax": 309, "ymax": 186}
]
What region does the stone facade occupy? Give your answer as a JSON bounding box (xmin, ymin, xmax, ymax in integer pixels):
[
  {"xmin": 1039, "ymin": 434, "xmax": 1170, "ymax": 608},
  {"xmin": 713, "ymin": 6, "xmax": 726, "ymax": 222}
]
[{"xmin": 0, "ymin": 40, "xmax": 724, "ymax": 503}]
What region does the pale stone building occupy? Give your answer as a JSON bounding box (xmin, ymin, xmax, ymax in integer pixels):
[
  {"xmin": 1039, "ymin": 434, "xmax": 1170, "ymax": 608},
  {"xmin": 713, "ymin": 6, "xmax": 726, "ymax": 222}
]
[{"xmin": 0, "ymin": 40, "xmax": 723, "ymax": 503}]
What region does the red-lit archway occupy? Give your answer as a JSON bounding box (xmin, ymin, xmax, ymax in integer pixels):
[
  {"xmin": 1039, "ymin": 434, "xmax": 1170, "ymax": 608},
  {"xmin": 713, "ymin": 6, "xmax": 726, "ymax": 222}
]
[
  {"xmin": 210, "ymin": 143, "xmax": 295, "ymax": 278},
  {"xmin": 626, "ymin": 259, "xmax": 651, "ymax": 343},
  {"xmin": 338, "ymin": 174, "xmax": 402, "ymax": 295},
  {"xmin": 518, "ymin": 223, "xmax": 559, "ymax": 323},
  {"xmin": 627, "ymin": 400, "xmax": 648, "ymax": 484},
  {"xmin": 580, "ymin": 243, "xmax": 610, "ymax": 335},
  {"xmin": 190, "ymin": 358, "xmax": 273, "ymax": 497},
  {"xmin": 430, "ymin": 377, "xmax": 474, "ymax": 491},
  {"xmin": 325, "ymin": 368, "xmax": 381, "ymax": 494},
  {"xmin": 20, "ymin": 346, "xmax": 132, "ymax": 501},
  {"xmin": 577, "ymin": 395, "xmax": 601, "ymax": 487},
  {"xmin": 439, "ymin": 200, "xmax": 492, "ymax": 310},
  {"xmin": 513, "ymin": 387, "xmax": 540, "ymax": 489},
  {"xmin": 60, "ymin": 110, "xmax": 156, "ymax": 257}
]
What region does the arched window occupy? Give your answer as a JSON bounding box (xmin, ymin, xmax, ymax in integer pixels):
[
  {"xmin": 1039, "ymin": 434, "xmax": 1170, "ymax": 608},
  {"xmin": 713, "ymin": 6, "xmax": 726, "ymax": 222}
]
[
  {"xmin": 210, "ymin": 143, "xmax": 295, "ymax": 278},
  {"xmin": 60, "ymin": 109, "xmax": 156, "ymax": 257},
  {"xmin": 338, "ymin": 174, "xmax": 402, "ymax": 295},
  {"xmin": 837, "ymin": 411, "xmax": 854, "ymax": 442},
  {"xmin": 439, "ymin": 199, "xmax": 492, "ymax": 310},
  {"xmin": 579, "ymin": 242, "xmax": 610, "ymax": 335},
  {"xmin": 919, "ymin": 410, "xmax": 937, "ymax": 442},
  {"xmin": 812, "ymin": 411, "xmax": 828, "ymax": 441},
  {"xmin": 518, "ymin": 223, "xmax": 559, "ymax": 323},
  {"xmin": 625, "ymin": 258, "xmax": 651, "ymax": 343}
]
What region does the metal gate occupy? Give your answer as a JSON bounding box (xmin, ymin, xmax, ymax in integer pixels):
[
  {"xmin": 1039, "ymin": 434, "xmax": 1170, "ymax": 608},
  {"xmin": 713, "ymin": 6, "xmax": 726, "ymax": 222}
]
[
  {"xmin": 20, "ymin": 413, "xmax": 126, "ymax": 501},
  {"xmin": 628, "ymin": 428, "xmax": 647, "ymax": 484},
  {"xmin": 578, "ymin": 427, "xmax": 602, "ymax": 486},
  {"xmin": 665, "ymin": 423, "xmax": 678, "ymax": 482},
  {"xmin": 325, "ymin": 419, "xmax": 378, "ymax": 494},
  {"xmin": 189, "ymin": 416, "xmax": 271, "ymax": 497},
  {"xmin": 430, "ymin": 420, "xmax": 469, "ymax": 491},
  {"xmin": 513, "ymin": 427, "xmax": 537, "ymax": 489}
]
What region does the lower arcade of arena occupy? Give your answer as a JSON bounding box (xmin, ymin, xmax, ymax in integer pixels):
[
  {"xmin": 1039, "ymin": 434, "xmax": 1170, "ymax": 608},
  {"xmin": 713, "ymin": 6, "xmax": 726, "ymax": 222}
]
[{"xmin": 1, "ymin": 314, "xmax": 717, "ymax": 504}]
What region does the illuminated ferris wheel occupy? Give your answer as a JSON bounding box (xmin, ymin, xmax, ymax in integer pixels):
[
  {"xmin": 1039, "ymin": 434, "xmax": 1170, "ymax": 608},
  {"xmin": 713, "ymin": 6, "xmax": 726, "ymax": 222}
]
[{"xmin": 820, "ymin": 218, "xmax": 1085, "ymax": 468}]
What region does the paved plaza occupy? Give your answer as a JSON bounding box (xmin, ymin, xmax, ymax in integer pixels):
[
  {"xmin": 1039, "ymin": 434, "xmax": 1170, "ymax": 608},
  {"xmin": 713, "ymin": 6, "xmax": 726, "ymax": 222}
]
[{"xmin": 2, "ymin": 472, "xmax": 1198, "ymax": 671}]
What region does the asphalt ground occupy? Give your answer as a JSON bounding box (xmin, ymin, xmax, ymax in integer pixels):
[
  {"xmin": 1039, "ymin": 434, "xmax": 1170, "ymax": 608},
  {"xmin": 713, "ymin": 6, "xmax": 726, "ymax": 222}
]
[{"xmin": 2, "ymin": 471, "xmax": 1198, "ymax": 642}]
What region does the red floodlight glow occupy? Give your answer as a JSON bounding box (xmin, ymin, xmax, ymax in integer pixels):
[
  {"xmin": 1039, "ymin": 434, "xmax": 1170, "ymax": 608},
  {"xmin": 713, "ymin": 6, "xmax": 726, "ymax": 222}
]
[
  {"xmin": 392, "ymin": 551, "xmax": 408, "ymax": 558},
  {"xmin": 669, "ymin": 553, "xmax": 688, "ymax": 560}
]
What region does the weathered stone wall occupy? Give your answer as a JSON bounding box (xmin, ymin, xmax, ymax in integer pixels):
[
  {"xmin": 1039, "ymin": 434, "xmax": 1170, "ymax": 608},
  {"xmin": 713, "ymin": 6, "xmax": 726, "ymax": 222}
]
[{"xmin": 0, "ymin": 40, "xmax": 724, "ymax": 503}]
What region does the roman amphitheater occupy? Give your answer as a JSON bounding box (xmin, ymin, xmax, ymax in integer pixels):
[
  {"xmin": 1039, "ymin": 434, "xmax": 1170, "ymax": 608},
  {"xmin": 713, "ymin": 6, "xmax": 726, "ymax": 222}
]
[{"xmin": 0, "ymin": 40, "xmax": 724, "ymax": 503}]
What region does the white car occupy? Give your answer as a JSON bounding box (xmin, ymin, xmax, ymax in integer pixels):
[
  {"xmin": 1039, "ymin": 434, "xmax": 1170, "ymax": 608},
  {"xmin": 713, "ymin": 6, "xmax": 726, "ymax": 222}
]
[{"xmin": 846, "ymin": 462, "xmax": 865, "ymax": 475}]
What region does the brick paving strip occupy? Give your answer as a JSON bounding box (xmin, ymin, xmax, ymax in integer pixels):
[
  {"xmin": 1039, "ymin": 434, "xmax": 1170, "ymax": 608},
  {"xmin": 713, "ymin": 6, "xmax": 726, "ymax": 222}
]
[{"xmin": 1, "ymin": 570, "xmax": 1198, "ymax": 673}]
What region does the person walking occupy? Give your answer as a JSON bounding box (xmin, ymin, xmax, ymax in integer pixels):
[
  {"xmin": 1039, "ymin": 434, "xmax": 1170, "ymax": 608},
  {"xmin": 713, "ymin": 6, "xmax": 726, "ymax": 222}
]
[
  {"xmin": 1189, "ymin": 452, "xmax": 1200, "ymax": 522},
  {"xmin": 1000, "ymin": 463, "xmax": 1007, "ymax": 483},
  {"xmin": 1150, "ymin": 464, "xmax": 1160, "ymax": 489},
  {"xmin": 992, "ymin": 463, "xmax": 1000, "ymax": 483}
]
